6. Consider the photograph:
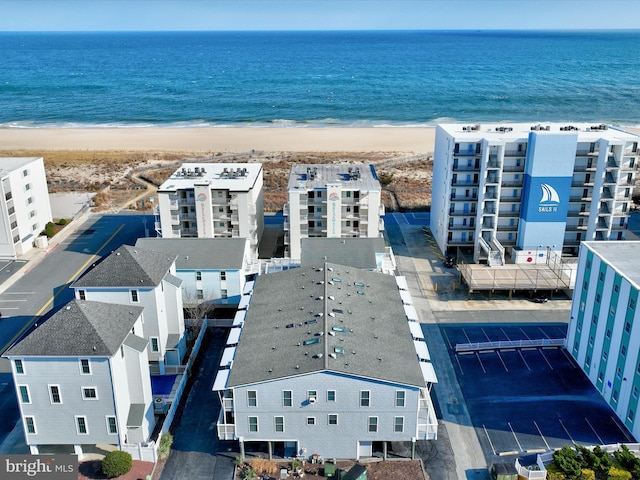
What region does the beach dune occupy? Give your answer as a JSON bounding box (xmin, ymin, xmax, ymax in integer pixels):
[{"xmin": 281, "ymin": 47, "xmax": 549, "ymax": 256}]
[{"xmin": 0, "ymin": 127, "xmax": 435, "ymax": 153}]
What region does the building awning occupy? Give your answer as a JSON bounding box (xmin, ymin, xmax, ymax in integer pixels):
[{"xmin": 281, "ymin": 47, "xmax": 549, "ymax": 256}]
[
  {"xmin": 238, "ymin": 294, "xmax": 251, "ymax": 310},
  {"xmin": 233, "ymin": 310, "xmax": 246, "ymax": 327},
  {"xmin": 243, "ymin": 281, "xmax": 255, "ymax": 295},
  {"xmin": 227, "ymin": 327, "xmax": 242, "ymax": 345},
  {"xmin": 399, "ymin": 290, "xmax": 413, "ymax": 305},
  {"xmin": 420, "ymin": 362, "xmax": 438, "ymax": 384},
  {"xmin": 408, "ymin": 321, "xmax": 424, "ymax": 340},
  {"xmin": 414, "ymin": 340, "xmax": 431, "ymax": 361},
  {"xmin": 395, "ymin": 276, "xmax": 408, "ymax": 290},
  {"xmin": 403, "ymin": 304, "xmax": 418, "ymax": 321},
  {"xmin": 220, "ymin": 346, "xmax": 236, "ymax": 368},
  {"xmin": 212, "ymin": 369, "xmax": 231, "ymax": 391}
]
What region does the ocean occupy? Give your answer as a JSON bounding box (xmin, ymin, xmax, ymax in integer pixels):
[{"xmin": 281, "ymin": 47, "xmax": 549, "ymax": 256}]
[{"xmin": 0, "ymin": 30, "xmax": 639, "ymax": 128}]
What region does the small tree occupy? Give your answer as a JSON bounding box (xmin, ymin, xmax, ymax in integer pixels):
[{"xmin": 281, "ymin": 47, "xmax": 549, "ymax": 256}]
[
  {"xmin": 553, "ymin": 445, "xmax": 582, "ymax": 479},
  {"xmin": 608, "ymin": 466, "xmax": 632, "ymax": 480},
  {"xmin": 43, "ymin": 222, "xmax": 56, "ymax": 238},
  {"xmin": 101, "ymin": 450, "xmax": 132, "ymax": 478}
]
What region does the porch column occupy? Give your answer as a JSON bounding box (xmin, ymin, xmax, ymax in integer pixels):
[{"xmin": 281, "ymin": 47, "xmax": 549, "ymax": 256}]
[
  {"xmin": 239, "ymin": 439, "xmax": 245, "ymax": 461},
  {"xmin": 383, "ymin": 441, "xmax": 387, "ymax": 461},
  {"xmin": 74, "ymin": 444, "xmax": 84, "ymax": 460},
  {"xmin": 268, "ymin": 441, "xmax": 272, "ymax": 460},
  {"xmin": 29, "ymin": 445, "xmax": 39, "ymax": 455},
  {"xmin": 411, "ymin": 439, "xmax": 416, "ymax": 460}
]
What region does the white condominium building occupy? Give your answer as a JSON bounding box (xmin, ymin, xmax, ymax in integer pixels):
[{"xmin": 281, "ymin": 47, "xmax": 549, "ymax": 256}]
[
  {"xmin": 155, "ymin": 163, "xmax": 264, "ymax": 253},
  {"xmin": 284, "ymin": 164, "xmax": 385, "ymax": 261},
  {"xmin": 430, "ymin": 123, "xmax": 639, "ymax": 265},
  {"xmin": 566, "ymin": 241, "xmax": 640, "ymax": 440},
  {"xmin": 0, "ymin": 157, "xmax": 52, "ymax": 259}
]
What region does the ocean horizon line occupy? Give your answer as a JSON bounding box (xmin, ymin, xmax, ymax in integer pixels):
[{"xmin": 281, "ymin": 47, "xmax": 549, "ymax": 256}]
[{"xmin": 2, "ymin": 29, "xmax": 640, "ymax": 34}]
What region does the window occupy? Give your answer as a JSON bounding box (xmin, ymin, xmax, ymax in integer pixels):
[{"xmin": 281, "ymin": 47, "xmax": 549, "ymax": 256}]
[
  {"xmin": 634, "ymin": 386, "xmax": 639, "ymax": 399},
  {"xmin": 283, "ymin": 391, "xmax": 292, "ymax": 407},
  {"xmin": 220, "ymin": 271, "xmax": 226, "ymax": 281},
  {"xmin": 327, "ymin": 390, "xmax": 336, "ymax": 402},
  {"xmin": 307, "ymin": 417, "xmax": 316, "ymax": 425},
  {"xmin": 307, "ymin": 390, "xmax": 317, "ymax": 402},
  {"xmin": 622, "ymin": 345, "xmax": 627, "ymax": 357},
  {"xmin": 614, "ymin": 283, "xmax": 620, "ymax": 293},
  {"xmin": 14, "ymin": 359, "xmax": 24, "ymax": 374},
  {"xmin": 221, "ymin": 289, "xmax": 228, "ymax": 299},
  {"xmin": 80, "ymin": 359, "xmax": 91, "ymax": 374},
  {"xmin": 106, "ymin": 416, "xmax": 117, "ymax": 435},
  {"xmin": 394, "ymin": 416, "xmax": 405, "ymax": 433},
  {"xmin": 626, "ymin": 322, "xmax": 632, "ymax": 334},
  {"xmin": 18, "ymin": 385, "xmax": 30, "ymax": 404},
  {"xmin": 602, "ymin": 351, "xmax": 608, "ymax": 361},
  {"xmin": 368, "ymin": 416, "xmax": 378, "ymax": 433},
  {"xmin": 150, "ymin": 337, "xmax": 159, "ymax": 352},
  {"xmin": 360, "ymin": 390, "xmax": 370, "ymax": 407},
  {"xmin": 595, "ymin": 293, "xmax": 601, "ymax": 304},
  {"xmin": 49, "ymin": 385, "xmax": 62, "ymax": 404},
  {"xmin": 196, "ymin": 289, "xmax": 204, "ymax": 300},
  {"xmin": 599, "ymin": 271, "xmax": 604, "ymax": 282},
  {"xmin": 248, "ymin": 416, "xmax": 258, "ymax": 432},
  {"xmin": 606, "ymin": 329, "xmax": 611, "ymax": 339},
  {"xmin": 195, "ymin": 271, "xmax": 202, "ymax": 281},
  {"xmin": 613, "ymin": 389, "xmax": 619, "ymax": 402},
  {"xmin": 25, "ymin": 417, "xmax": 36, "ymax": 434},
  {"xmin": 628, "ymin": 409, "xmax": 635, "ymax": 422},
  {"xmin": 248, "ymin": 390, "xmax": 257, "ymax": 407},
  {"xmin": 76, "ymin": 416, "xmax": 88, "ymax": 435},
  {"xmin": 130, "ymin": 289, "xmax": 139, "ymax": 303},
  {"xmin": 7, "ymin": 206, "xmax": 14, "ymax": 215},
  {"xmin": 275, "ymin": 416, "xmax": 284, "ymax": 433},
  {"xmin": 22, "ymin": 169, "xmax": 29, "ymax": 177},
  {"xmin": 82, "ymin": 387, "xmax": 98, "ymax": 400},
  {"xmin": 395, "ymin": 390, "xmax": 405, "ymax": 407},
  {"xmin": 25, "ymin": 183, "xmax": 32, "ymax": 191},
  {"xmin": 631, "ymin": 298, "xmax": 636, "ymax": 310},
  {"xmin": 29, "ymin": 209, "xmax": 36, "ymax": 218},
  {"xmin": 78, "ymin": 290, "xmax": 86, "ymax": 301},
  {"xmin": 328, "ymin": 414, "xmax": 338, "ymax": 425}
]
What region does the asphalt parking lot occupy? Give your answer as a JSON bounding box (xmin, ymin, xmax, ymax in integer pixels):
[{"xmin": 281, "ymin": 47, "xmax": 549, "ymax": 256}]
[{"xmin": 442, "ymin": 323, "xmax": 635, "ymax": 465}]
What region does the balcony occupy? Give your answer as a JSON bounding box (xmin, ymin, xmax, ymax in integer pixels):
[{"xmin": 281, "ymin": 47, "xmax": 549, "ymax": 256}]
[
  {"xmin": 447, "ymin": 238, "xmax": 475, "ymax": 246},
  {"xmin": 604, "ymin": 173, "xmax": 617, "ymax": 185},
  {"xmin": 497, "ymin": 224, "xmax": 518, "ymax": 232},
  {"xmin": 169, "ymin": 200, "xmax": 179, "ymax": 209},
  {"xmin": 487, "ymin": 157, "xmax": 500, "ymax": 169},
  {"xmin": 501, "ymin": 180, "xmax": 523, "ymax": 188},
  {"xmin": 449, "ymin": 210, "xmax": 477, "ymax": 217},
  {"xmin": 170, "ymin": 215, "xmax": 180, "ymax": 225},
  {"xmin": 417, "ymin": 391, "xmax": 438, "ymax": 441},
  {"xmin": 501, "ymin": 165, "xmax": 525, "ymax": 173},
  {"xmin": 216, "ymin": 409, "xmax": 236, "ymax": 441},
  {"xmin": 452, "ymin": 179, "xmax": 479, "ymax": 187},
  {"xmin": 449, "ymin": 224, "xmax": 475, "ymax": 231},
  {"xmin": 498, "ymin": 209, "xmax": 520, "ymax": 217},
  {"xmin": 499, "ymin": 195, "xmax": 521, "ymax": 202},
  {"xmin": 452, "ymin": 163, "xmax": 480, "ymax": 172},
  {"xmin": 450, "ymin": 195, "xmax": 477, "ymax": 201},
  {"xmin": 481, "ymin": 220, "xmax": 495, "ymax": 230},
  {"xmin": 606, "ymin": 157, "xmax": 619, "ymax": 169},
  {"xmin": 486, "ymin": 175, "xmax": 500, "ymax": 184}
]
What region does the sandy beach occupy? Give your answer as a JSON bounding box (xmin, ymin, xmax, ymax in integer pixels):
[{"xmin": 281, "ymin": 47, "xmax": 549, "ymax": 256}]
[{"xmin": 0, "ymin": 127, "xmax": 435, "ymax": 153}]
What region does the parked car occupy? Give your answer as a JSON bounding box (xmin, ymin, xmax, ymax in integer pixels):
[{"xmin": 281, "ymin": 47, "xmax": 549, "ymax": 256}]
[
  {"xmin": 530, "ymin": 295, "xmax": 548, "ymax": 303},
  {"xmin": 444, "ymin": 256, "xmax": 456, "ymax": 268}
]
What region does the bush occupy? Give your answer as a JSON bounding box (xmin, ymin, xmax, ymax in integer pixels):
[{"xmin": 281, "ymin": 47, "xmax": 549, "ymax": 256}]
[
  {"xmin": 43, "ymin": 222, "xmax": 56, "ymax": 238},
  {"xmin": 579, "ymin": 468, "xmax": 595, "ymax": 480},
  {"xmin": 57, "ymin": 218, "xmax": 67, "ymax": 225},
  {"xmin": 608, "ymin": 466, "xmax": 632, "ymax": 480},
  {"xmin": 101, "ymin": 450, "xmax": 132, "ymax": 478},
  {"xmin": 553, "ymin": 445, "xmax": 582, "ymax": 479},
  {"xmin": 158, "ymin": 432, "xmax": 173, "ymax": 459}
]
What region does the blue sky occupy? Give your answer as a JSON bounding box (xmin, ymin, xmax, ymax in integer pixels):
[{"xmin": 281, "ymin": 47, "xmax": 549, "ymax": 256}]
[{"xmin": 1, "ymin": 0, "xmax": 639, "ymax": 31}]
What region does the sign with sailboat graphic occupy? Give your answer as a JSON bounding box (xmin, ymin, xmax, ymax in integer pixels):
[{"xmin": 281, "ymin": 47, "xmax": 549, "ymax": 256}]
[{"xmin": 521, "ymin": 175, "xmax": 571, "ymax": 222}]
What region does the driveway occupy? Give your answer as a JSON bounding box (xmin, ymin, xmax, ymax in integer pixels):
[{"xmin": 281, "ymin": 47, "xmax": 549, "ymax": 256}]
[{"xmin": 160, "ymin": 327, "xmax": 235, "ymax": 480}]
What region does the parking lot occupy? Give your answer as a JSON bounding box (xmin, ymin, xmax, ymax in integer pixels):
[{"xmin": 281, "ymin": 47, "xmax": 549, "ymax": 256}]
[{"xmin": 442, "ymin": 323, "xmax": 635, "ymax": 464}]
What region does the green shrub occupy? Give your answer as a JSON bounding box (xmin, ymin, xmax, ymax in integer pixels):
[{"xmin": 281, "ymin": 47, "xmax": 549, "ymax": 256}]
[
  {"xmin": 158, "ymin": 432, "xmax": 173, "ymax": 459},
  {"xmin": 57, "ymin": 218, "xmax": 68, "ymax": 225},
  {"xmin": 579, "ymin": 468, "xmax": 595, "ymax": 480},
  {"xmin": 608, "ymin": 466, "xmax": 632, "ymax": 480},
  {"xmin": 43, "ymin": 222, "xmax": 56, "ymax": 238},
  {"xmin": 101, "ymin": 450, "xmax": 132, "ymax": 478},
  {"xmin": 553, "ymin": 445, "xmax": 582, "ymax": 479}
]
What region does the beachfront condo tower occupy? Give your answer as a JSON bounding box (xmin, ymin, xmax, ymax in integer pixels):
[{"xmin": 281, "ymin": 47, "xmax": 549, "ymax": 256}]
[
  {"xmin": 155, "ymin": 163, "xmax": 264, "ymax": 256},
  {"xmin": 0, "ymin": 157, "xmax": 52, "ymax": 259},
  {"xmin": 430, "ymin": 123, "xmax": 639, "ymax": 265},
  {"xmin": 566, "ymin": 241, "xmax": 640, "ymax": 441},
  {"xmin": 284, "ymin": 164, "xmax": 385, "ymax": 261}
]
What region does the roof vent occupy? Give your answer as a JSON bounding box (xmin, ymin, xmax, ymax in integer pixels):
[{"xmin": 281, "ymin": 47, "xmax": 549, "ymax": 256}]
[{"xmin": 329, "ymin": 353, "xmax": 337, "ymax": 359}]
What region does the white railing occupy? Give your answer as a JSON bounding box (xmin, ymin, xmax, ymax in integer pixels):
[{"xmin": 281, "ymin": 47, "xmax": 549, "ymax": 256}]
[
  {"xmin": 122, "ymin": 440, "xmax": 157, "ymax": 462},
  {"xmin": 455, "ymin": 338, "xmax": 565, "ymax": 353},
  {"xmin": 417, "ymin": 391, "xmax": 438, "ymax": 440},
  {"xmin": 515, "ymin": 458, "xmax": 546, "ymax": 479},
  {"xmin": 216, "ymin": 409, "xmax": 237, "ymax": 440}
]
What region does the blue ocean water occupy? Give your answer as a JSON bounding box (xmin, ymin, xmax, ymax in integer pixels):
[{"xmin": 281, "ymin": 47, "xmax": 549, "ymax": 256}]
[{"xmin": 0, "ymin": 30, "xmax": 639, "ymax": 127}]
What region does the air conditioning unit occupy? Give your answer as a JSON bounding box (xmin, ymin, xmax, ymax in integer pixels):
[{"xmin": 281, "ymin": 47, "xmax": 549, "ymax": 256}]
[
  {"xmin": 308, "ymin": 397, "xmax": 316, "ymax": 404},
  {"xmin": 154, "ymin": 397, "xmax": 167, "ymax": 413}
]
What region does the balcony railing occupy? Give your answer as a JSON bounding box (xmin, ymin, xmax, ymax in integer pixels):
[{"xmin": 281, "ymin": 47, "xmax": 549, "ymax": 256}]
[{"xmin": 216, "ymin": 409, "xmax": 237, "ymax": 441}]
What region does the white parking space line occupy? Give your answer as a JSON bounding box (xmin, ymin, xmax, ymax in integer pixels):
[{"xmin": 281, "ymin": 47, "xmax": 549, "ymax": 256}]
[
  {"xmin": 534, "ymin": 421, "xmax": 551, "ymax": 450},
  {"xmin": 462, "ymin": 329, "xmax": 472, "ymax": 343},
  {"xmin": 481, "ymin": 328, "xmax": 491, "ymax": 341},
  {"xmin": 559, "ymin": 419, "xmax": 575, "ymax": 444},
  {"xmin": 482, "ymin": 425, "xmax": 497, "ymax": 455},
  {"xmin": 538, "ymin": 327, "xmax": 551, "ymax": 338},
  {"xmin": 455, "ymin": 355, "xmax": 465, "ymax": 375},
  {"xmin": 3, "ymin": 292, "xmax": 34, "ymax": 295},
  {"xmin": 475, "ymin": 352, "xmax": 487, "ymax": 373},
  {"xmin": 501, "ymin": 328, "xmax": 512, "ymax": 341},
  {"xmin": 519, "ymin": 350, "xmax": 531, "ymax": 371},
  {"xmin": 519, "ymin": 328, "xmax": 532, "ymax": 340},
  {"xmin": 0, "ymin": 299, "xmax": 27, "ymax": 302},
  {"xmin": 611, "ymin": 416, "xmax": 635, "ymax": 442},
  {"xmin": 560, "ymin": 349, "xmax": 579, "ymax": 368},
  {"xmin": 585, "ymin": 417, "xmax": 604, "ymax": 445},
  {"xmin": 442, "ymin": 329, "xmax": 453, "ymax": 350},
  {"xmin": 496, "ymin": 351, "xmax": 509, "ymax": 372},
  {"xmin": 508, "ymin": 422, "xmax": 524, "ymax": 453},
  {"xmin": 1, "ymin": 307, "xmax": 20, "ymax": 310},
  {"xmin": 539, "ymin": 349, "xmax": 554, "ymax": 370}
]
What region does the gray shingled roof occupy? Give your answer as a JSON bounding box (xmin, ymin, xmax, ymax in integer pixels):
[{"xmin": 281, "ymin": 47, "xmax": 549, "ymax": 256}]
[
  {"xmin": 73, "ymin": 244, "xmax": 177, "ymax": 288},
  {"xmin": 135, "ymin": 238, "xmax": 247, "ymax": 270},
  {"xmin": 227, "ymin": 262, "xmax": 425, "ymax": 388},
  {"xmin": 301, "ymin": 238, "xmax": 385, "ymax": 270},
  {"xmin": 5, "ymin": 300, "xmax": 144, "ymax": 357}
]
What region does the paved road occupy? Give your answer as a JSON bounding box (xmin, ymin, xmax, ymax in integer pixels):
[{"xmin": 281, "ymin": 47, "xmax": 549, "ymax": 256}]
[{"xmin": 0, "ymin": 211, "xmax": 153, "ymax": 451}]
